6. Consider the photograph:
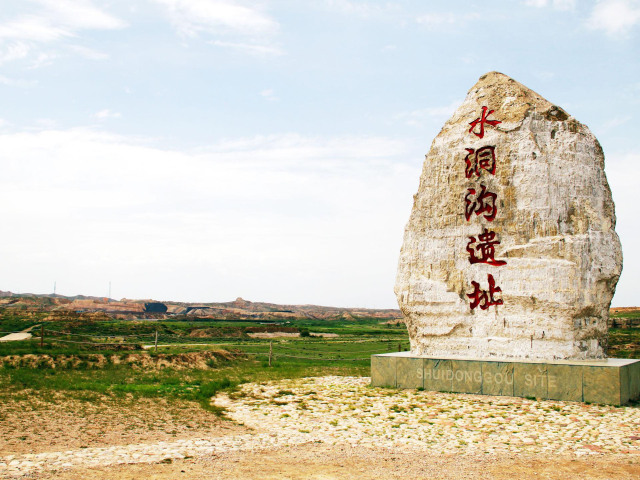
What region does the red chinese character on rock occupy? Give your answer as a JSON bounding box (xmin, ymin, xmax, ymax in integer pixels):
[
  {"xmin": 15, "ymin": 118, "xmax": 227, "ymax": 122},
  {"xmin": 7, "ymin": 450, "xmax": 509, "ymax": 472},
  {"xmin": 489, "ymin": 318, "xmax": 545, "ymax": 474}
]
[
  {"xmin": 469, "ymin": 106, "xmax": 502, "ymax": 139},
  {"xmin": 466, "ymin": 228, "xmax": 507, "ymax": 266},
  {"xmin": 467, "ymin": 274, "xmax": 503, "ymax": 310},
  {"xmin": 464, "ymin": 184, "xmax": 497, "ymax": 221},
  {"xmin": 464, "ymin": 146, "xmax": 497, "ymax": 178}
]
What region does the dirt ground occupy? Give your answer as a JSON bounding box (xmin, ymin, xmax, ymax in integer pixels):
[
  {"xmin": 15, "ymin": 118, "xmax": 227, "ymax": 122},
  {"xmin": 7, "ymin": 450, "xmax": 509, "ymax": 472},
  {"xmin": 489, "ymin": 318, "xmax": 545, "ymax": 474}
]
[
  {"xmin": 35, "ymin": 444, "xmax": 640, "ymax": 480},
  {"xmin": 0, "ymin": 391, "xmax": 244, "ymax": 456},
  {"xmin": 2, "ymin": 390, "xmax": 639, "ymax": 480}
]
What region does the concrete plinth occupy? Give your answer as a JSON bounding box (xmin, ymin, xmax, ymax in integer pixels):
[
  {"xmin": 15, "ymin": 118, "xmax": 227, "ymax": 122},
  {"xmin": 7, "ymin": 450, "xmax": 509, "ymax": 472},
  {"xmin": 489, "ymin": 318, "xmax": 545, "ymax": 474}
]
[{"xmin": 371, "ymin": 353, "xmax": 640, "ymax": 405}]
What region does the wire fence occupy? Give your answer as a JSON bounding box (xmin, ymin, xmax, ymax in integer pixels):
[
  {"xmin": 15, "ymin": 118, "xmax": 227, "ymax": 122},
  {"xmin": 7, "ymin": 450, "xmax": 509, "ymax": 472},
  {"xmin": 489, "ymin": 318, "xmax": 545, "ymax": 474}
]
[{"xmin": 0, "ymin": 326, "xmax": 409, "ymax": 364}]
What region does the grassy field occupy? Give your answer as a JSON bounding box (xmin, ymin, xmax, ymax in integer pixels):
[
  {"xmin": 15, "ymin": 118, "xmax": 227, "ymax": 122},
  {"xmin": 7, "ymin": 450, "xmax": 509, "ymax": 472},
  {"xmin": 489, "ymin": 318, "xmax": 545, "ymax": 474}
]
[
  {"xmin": 2, "ymin": 307, "xmax": 640, "ymax": 413},
  {"xmin": 608, "ymin": 328, "xmax": 640, "ymax": 358},
  {"xmin": 0, "ymin": 308, "xmax": 409, "ymax": 412}
]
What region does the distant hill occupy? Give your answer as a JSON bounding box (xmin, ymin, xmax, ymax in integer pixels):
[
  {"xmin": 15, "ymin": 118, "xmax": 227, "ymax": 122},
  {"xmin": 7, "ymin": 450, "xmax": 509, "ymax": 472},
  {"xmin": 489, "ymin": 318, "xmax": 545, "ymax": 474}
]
[{"xmin": 0, "ymin": 291, "xmax": 403, "ymax": 321}]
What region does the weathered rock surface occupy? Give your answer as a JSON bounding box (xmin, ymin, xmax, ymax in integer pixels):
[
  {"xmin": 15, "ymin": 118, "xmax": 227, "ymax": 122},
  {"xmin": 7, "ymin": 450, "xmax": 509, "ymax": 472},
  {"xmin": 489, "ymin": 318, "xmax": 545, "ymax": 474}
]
[{"xmin": 395, "ymin": 71, "xmax": 622, "ymax": 360}]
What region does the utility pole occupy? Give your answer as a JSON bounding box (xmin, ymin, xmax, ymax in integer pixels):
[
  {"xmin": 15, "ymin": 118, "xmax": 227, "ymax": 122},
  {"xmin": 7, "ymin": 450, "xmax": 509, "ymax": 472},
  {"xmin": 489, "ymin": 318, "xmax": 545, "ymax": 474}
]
[
  {"xmin": 155, "ymin": 330, "xmax": 158, "ymax": 353},
  {"xmin": 53, "ymin": 281, "xmax": 56, "ymax": 296},
  {"xmin": 268, "ymin": 341, "xmax": 273, "ymax": 367}
]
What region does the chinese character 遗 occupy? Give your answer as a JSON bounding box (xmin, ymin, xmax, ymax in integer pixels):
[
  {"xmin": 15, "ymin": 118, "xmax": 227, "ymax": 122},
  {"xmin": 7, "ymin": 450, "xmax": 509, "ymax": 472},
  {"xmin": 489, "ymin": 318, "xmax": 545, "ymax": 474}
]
[
  {"xmin": 467, "ymin": 274, "xmax": 503, "ymax": 310},
  {"xmin": 464, "ymin": 184, "xmax": 497, "ymax": 222},
  {"xmin": 465, "ymin": 146, "xmax": 496, "ymax": 178},
  {"xmin": 466, "ymin": 228, "xmax": 507, "ymax": 266}
]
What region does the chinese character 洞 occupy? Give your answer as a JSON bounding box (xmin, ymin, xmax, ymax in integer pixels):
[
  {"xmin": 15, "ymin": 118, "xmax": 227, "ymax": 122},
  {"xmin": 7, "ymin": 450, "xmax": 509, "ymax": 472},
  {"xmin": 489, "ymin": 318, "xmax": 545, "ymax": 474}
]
[
  {"xmin": 464, "ymin": 184, "xmax": 497, "ymax": 221},
  {"xmin": 467, "ymin": 274, "xmax": 503, "ymax": 310},
  {"xmin": 464, "ymin": 146, "xmax": 496, "ymax": 178},
  {"xmin": 466, "ymin": 228, "xmax": 507, "ymax": 266},
  {"xmin": 469, "ymin": 106, "xmax": 501, "ymax": 139}
]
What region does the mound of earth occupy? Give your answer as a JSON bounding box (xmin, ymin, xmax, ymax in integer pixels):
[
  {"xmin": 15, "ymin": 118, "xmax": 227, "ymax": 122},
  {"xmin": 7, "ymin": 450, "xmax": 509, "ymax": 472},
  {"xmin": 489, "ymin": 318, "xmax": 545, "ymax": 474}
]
[{"xmin": 0, "ymin": 350, "xmax": 240, "ymax": 370}]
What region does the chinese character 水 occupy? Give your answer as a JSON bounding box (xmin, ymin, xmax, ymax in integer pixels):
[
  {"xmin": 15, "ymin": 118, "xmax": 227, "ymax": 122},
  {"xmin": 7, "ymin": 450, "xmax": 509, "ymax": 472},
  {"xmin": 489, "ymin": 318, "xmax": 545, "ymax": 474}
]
[{"xmin": 469, "ymin": 106, "xmax": 501, "ymax": 139}]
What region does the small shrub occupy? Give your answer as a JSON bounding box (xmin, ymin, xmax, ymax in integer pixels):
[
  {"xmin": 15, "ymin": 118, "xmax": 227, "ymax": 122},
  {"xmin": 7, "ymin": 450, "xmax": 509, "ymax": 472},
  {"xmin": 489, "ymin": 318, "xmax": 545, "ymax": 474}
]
[
  {"xmin": 276, "ymin": 389, "xmax": 295, "ymax": 397},
  {"xmin": 205, "ymin": 358, "xmax": 217, "ymax": 368}
]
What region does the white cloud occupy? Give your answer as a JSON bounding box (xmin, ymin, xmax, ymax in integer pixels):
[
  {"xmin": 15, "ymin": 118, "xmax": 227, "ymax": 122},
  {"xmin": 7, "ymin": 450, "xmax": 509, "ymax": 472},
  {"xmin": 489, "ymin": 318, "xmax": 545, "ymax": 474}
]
[
  {"xmin": 322, "ymin": 0, "xmax": 397, "ymax": 17},
  {"xmin": 586, "ymin": 0, "xmax": 640, "ymax": 36},
  {"xmin": 524, "ymin": 0, "xmax": 576, "ymax": 10},
  {"xmin": 210, "ymin": 40, "xmax": 283, "ymax": 56},
  {"xmin": 0, "ymin": 42, "xmax": 29, "ymax": 65},
  {"xmin": 603, "ymin": 150, "xmax": 640, "ymax": 307},
  {"xmin": 68, "ymin": 45, "xmax": 110, "ymax": 60},
  {"xmin": 153, "ymin": 0, "xmax": 282, "ymax": 58},
  {"xmin": 534, "ymin": 70, "xmax": 556, "ymax": 81},
  {"xmin": 600, "ymin": 114, "xmax": 632, "ymax": 131},
  {"xmin": 554, "ymin": 0, "xmax": 577, "ymax": 9},
  {"xmin": 260, "ymin": 88, "xmax": 278, "ymax": 101},
  {"xmin": 35, "ymin": 0, "xmax": 126, "ymax": 31},
  {"xmin": 153, "ymin": 0, "xmax": 278, "ymax": 37},
  {"xmin": 0, "ymin": 16, "xmax": 72, "ymax": 42},
  {"xmin": 93, "ymin": 109, "xmax": 122, "ymax": 120},
  {"xmin": 0, "ymin": 74, "xmax": 37, "ymax": 87},
  {"xmin": 0, "ymin": 1, "xmax": 125, "ymax": 41},
  {"xmin": 28, "ymin": 51, "xmax": 57, "ymax": 69},
  {"xmin": 0, "ymin": 128, "xmax": 419, "ymax": 307},
  {"xmin": 416, "ymin": 12, "xmax": 480, "ymax": 30},
  {"xmin": 393, "ymin": 100, "xmax": 462, "ymax": 127},
  {"xmin": 0, "ymin": 0, "xmax": 125, "ymax": 67}
]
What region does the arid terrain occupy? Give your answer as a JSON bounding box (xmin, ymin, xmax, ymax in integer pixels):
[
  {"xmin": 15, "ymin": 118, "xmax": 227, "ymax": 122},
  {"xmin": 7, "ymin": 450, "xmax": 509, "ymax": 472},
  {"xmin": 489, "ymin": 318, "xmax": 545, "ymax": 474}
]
[
  {"xmin": 0, "ymin": 291, "xmax": 403, "ymax": 321},
  {"xmin": 1, "ymin": 294, "xmax": 639, "ymax": 479},
  {"xmin": 1, "ymin": 376, "xmax": 639, "ymax": 479}
]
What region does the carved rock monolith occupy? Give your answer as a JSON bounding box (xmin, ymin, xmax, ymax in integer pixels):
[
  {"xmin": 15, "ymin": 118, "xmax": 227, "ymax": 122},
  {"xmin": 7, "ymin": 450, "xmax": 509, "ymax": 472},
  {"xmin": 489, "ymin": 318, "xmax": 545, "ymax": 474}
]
[{"xmin": 395, "ymin": 71, "xmax": 622, "ymax": 360}]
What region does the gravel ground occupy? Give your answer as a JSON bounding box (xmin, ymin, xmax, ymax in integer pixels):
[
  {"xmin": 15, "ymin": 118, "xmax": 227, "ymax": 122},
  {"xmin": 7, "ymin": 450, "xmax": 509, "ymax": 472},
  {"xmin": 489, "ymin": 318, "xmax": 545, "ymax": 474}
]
[{"xmin": 1, "ymin": 376, "xmax": 639, "ymax": 479}]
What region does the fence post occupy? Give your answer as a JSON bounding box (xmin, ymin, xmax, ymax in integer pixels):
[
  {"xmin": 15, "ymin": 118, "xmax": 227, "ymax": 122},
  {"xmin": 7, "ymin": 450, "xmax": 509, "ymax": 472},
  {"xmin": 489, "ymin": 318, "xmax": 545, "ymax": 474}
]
[
  {"xmin": 155, "ymin": 330, "xmax": 158, "ymax": 353},
  {"xmin": 268, "ymin": 341, "xmax": 272, "ymax": 367},
  {"xmin": 40, "ymin": 325, "xmax": 44, "ymax": 348},
  {"xmin": 398, "ymin": 343, "xmax": 402, "ymax": 352}
]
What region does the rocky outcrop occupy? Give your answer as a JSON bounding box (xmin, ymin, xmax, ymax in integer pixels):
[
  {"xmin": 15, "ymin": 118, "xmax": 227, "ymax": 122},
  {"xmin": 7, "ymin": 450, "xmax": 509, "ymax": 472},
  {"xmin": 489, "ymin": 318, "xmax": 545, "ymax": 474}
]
[{"xmin": 395, "ymin": 71, "xmax": 622, "ymax": 360}]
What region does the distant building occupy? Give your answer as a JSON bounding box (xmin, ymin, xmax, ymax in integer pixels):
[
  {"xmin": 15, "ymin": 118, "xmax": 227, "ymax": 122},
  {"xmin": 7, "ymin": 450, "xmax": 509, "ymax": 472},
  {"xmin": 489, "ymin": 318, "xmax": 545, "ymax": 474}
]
[{"xmin": 144, "ymin": 302, "xmax": 168, "ymax": 313}]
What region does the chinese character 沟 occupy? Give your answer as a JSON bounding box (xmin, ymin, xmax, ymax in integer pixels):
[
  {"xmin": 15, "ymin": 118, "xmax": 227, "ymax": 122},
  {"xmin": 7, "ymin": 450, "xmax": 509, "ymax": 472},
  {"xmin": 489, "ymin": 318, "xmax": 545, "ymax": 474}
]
[{"xmin": 464, "ymin": 184, "xmax": 497, "ymax": 222}]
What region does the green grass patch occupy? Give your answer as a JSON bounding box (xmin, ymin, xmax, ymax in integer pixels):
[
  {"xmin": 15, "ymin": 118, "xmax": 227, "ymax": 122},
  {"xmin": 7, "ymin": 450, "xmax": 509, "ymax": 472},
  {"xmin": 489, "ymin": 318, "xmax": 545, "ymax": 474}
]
[
  {"xmin": 607, "ymin": 328, "xmax": 640, "ymax": 358},
  {"xmin": 0, "ymin": 310, "xmax": 410, "ymax": 413}
]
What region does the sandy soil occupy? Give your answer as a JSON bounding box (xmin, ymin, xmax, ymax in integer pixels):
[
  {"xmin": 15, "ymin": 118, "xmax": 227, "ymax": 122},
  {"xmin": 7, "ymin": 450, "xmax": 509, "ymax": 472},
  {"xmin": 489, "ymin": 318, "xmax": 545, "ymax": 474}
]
[
  {"xmin": 0, "ymin": 391, "xmax": 245, "ymax": 457},
  {"xmin": 36, "ymin": 444, "xmax": 640, "ymax": 480},
  {"xmin": 2, "ymin": 379, "xmax": 639, "ymax": 480},
  {"xmin": 247, "ymin": 332, "xmax": 300, "ymax": 338}
]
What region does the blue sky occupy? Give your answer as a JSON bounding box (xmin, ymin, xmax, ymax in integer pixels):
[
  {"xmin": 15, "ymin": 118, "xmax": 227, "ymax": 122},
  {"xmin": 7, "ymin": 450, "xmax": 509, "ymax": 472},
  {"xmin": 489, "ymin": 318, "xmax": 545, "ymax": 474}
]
[{"xmin": 1, "ymin": 0, "xmax": 639, "ymax": 308}]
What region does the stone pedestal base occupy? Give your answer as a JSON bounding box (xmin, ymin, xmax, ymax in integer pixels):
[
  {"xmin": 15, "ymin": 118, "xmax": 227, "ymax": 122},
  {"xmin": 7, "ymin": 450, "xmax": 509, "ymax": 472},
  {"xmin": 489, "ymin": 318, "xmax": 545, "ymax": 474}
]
[{"xmin": 371, "ymin": 353, "xmax": 640, "ymax": 405}]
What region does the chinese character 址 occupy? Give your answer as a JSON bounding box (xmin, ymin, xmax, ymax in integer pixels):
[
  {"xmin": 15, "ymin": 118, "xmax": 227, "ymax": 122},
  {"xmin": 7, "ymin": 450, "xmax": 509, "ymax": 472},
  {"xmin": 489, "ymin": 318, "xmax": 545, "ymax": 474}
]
[{"xmin": 467, "ymin": 274, "xmax": 504, "ymax": 310}]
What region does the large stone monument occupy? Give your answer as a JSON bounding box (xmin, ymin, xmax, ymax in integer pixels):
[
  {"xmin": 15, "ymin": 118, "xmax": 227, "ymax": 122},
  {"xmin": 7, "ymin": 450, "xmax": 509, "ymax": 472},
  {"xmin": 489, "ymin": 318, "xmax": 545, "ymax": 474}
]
[{"xmin": 372, "ymin": 72, "xmax": 640, "ymax": 404}]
